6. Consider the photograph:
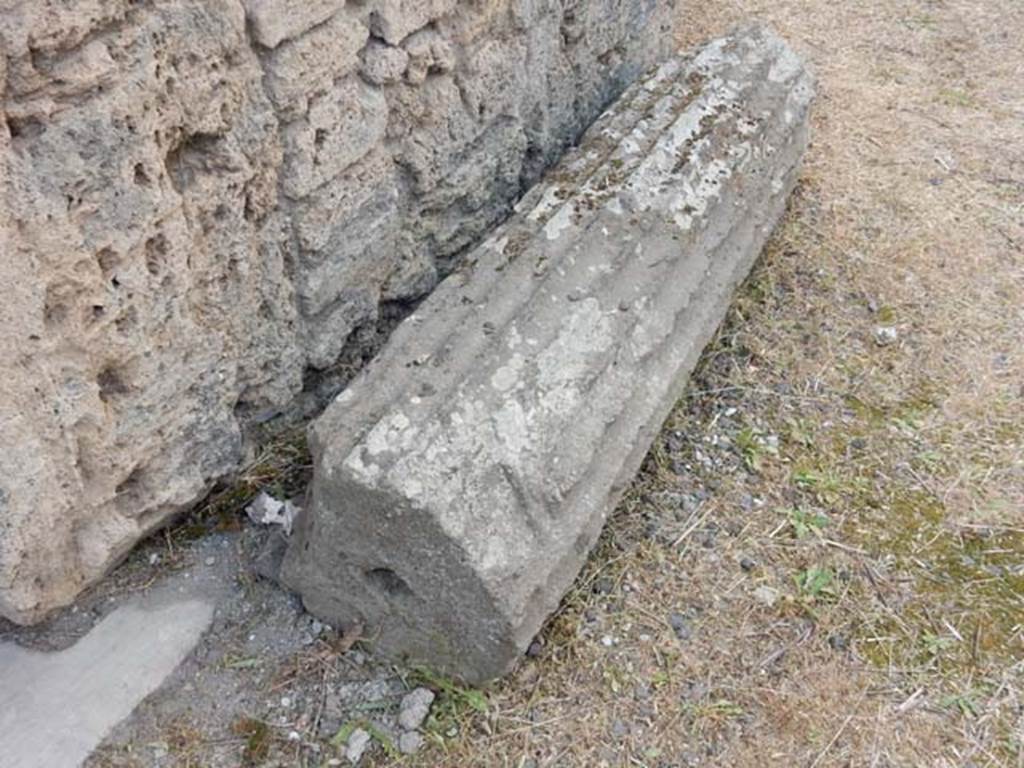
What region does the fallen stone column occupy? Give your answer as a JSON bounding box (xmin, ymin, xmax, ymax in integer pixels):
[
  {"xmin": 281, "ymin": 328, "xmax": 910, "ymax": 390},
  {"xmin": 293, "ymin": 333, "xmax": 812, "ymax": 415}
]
[{"xmin": 281, "ymin": 26, "xmax": 815, "ymax": 682}]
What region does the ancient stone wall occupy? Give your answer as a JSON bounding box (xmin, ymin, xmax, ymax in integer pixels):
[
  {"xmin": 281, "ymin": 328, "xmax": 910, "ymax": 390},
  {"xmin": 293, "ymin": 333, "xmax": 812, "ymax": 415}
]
[{"xmin": 0, "ymin": 0, "xmax": 675, "ymax": 624}]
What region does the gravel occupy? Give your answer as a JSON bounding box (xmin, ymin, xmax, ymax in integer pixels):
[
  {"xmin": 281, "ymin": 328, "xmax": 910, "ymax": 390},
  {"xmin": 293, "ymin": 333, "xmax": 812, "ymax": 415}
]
[
  {"xmin": 345, "ymin": 728, "xmax": 371, "ymax": 765},
  {"xmin": 398, "ymin": 687, "xmax": 435, "ymax": 731},
  {"xmin": 398, "ymin": 731, "xmax": 424, "ymax": 755}
]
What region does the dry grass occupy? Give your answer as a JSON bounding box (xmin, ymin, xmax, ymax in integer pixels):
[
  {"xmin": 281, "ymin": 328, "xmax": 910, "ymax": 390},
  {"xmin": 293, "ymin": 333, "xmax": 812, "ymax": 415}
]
[{"xmin": 383, "ymin": 0, "xmax": 1024, "ymax": 765}]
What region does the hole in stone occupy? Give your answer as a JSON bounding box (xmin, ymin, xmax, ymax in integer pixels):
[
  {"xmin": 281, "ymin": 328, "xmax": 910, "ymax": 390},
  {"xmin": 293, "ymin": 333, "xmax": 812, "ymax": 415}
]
[
  {"xmin": 97, "ymin": 364, "xmax": 131, "ymax": 403},
  {"xmin": 243, "ymin": 192, "xmax": 258, "ymax": 222},
  {"xmin": 144, "ymin": 234, "xmax": 167, "ymax": 275},
  {"xmin": 96, "ymin": 247, "xmax": 120, "ymax": 277},
  {"xmin": 87, "ymin": 305, "xmax": 106, "ymax": 324},
  {"xmin": 164, "ymin": 131, "xmax": 223, "ymax": 193},
  {"xmin": 133, "ymin": 163, "xmax": 150, "ymax": 186},
  {"xmin": 364, "ymin": 567, "xmax": 413, "ymax": 597},
  {"xmin": 6, "ymin": 115, "xmax": 44, "ymax": 140},
  {"xmin": 368, "ymin": 11, "xmax": 385, "ymax": 39}
]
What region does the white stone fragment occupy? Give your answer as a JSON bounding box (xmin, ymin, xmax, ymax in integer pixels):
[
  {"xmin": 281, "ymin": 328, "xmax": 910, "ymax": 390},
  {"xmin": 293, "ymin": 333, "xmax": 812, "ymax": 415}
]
[
  {"xmin": 398, "ymin": 687, "xmax": 436, "ymax": 730},
  {"xmin": 345, "ymin": 728, "xmax": 372, "ymax": 764},
  {"xmin": 245, "ymin": 491, "xmax": 300, "ymax": 535}
]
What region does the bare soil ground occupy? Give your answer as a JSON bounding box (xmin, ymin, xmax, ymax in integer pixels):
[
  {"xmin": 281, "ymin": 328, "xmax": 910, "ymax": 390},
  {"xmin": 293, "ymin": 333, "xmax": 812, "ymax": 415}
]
[{"xmin": 61, "ymin": 0, "xmax": 1024, "ymax": 765}]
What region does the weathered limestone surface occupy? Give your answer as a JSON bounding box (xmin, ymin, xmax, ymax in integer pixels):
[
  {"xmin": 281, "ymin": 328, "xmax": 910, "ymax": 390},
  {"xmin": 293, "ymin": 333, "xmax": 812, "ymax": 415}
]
[
  {"xmin": 0, "ymin": 0, "xmax": 676, "ymax": 624},
  {"xmin": 282, "ymin": 27, "xmax": 815, "ymax": 682}
]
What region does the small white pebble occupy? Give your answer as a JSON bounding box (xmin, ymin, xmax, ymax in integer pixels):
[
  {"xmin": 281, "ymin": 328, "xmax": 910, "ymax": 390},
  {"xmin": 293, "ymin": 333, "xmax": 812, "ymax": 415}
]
[
  {"xmin": 346, "ymin": 728, "xmax": 372, "ymax": 764},
  {"xmin": 601, "ymin": 635, "xmax": 614, "ymax": 647},
  {"xmin": 398, "ymin": 687, "xmax": 436, "ymax": 730},
  {"xmin": 204, "ymin": 556, "xmax": 216, "ymax": 566},
  {"xmin": 288, "ymin": 731, "xmax": 301, "ymax": 742},
  {"xmin": 753, "ymin": 585, "xmax": 780, "ymax": 608},
  {"xmin": 399, "ymin": 731, "xmax": 424, "ymax": 755},
  {"xmin": 874, "ymin": 326, "xmax": 899, "ymax": 346},
  {"xmin": 280, "ymin": 696, "xmax": 291, "ymax": 708}
]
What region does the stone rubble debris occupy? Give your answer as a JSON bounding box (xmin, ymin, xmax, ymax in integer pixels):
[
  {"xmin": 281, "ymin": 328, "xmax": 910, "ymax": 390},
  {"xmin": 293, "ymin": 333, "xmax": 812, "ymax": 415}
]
[
  {"xmin": 245, "ymin": 491, "xmax": 300, "ymax": 535},
  {"xmin": 398, "ymin": 730, "xmax": 425, "ymax": 755},
  {"xmin": 397, "ymin": 687, "xmax": 436, "ymax": 731},
  {"xmin": 344, "ymin": 727, "xmax": 372, "ymax": 765}
]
